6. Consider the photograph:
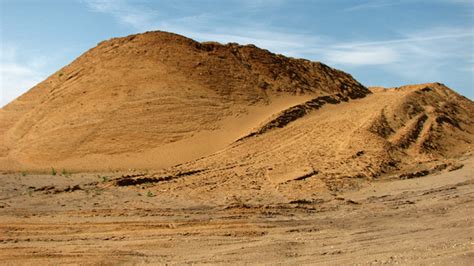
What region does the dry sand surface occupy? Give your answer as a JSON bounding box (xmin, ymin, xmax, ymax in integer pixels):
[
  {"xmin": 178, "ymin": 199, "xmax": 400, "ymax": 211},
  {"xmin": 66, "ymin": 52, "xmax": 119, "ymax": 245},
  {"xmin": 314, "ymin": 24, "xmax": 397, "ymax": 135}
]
[
  {"xmin": 0, "ymin": 155, "xmax": 472, "ymax": 264},
  {"xmin": 1, "ymin": 31, "xmax": 473, "ymax": 264}
]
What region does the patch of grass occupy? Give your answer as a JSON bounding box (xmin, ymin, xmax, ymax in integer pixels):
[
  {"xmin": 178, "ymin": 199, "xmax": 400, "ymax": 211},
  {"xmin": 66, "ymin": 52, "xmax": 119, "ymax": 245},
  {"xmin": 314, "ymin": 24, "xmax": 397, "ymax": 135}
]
[
  {"xmin": 51, "ymin": 167, "xmax": 57, "ymax": 176},
  {"xmin": 21, "ymin": 171, "xmax": 28, "ymax": 177},
  {"xmin": 146, "ymin": 191, "xmax": 155, "ymax": 197},
  {"xmin": 61, "ymin": 168, "xmax": 71, "ymax": 177},
  {"xmin": 97, "ymin": 175, "xmax": 108, "ymax": 183}
]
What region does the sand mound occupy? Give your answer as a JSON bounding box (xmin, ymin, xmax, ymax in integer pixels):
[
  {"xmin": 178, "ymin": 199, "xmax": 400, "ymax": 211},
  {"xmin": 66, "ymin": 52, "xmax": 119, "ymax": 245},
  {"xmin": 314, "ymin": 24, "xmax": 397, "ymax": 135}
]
[
  {"xmin": 0, "ymin": 31, "xmax": 367, "ymax": 171},
  {"xmin": 0, "ymin": 31, "xmax": 472, "ymax": 178},
  {"xmin": 2, "ymin": 31, "xmax": 474, "ymax": 266}
]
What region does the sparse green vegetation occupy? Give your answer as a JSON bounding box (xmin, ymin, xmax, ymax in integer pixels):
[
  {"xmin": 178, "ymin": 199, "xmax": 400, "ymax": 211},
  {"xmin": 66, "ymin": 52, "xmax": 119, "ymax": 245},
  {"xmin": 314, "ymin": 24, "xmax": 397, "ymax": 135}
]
[
  {"xmin": 21, "ymin": 171, "xmax": 28, "ymax": 177},
  {"xmin": 61, "ymin": 168, "xmax": 71, "ymax": 177},
  {"xmin": 146, "ymin": 191, "xmax": 155, "ymax": 197},
  {"xmin": 97, "ymin": 175, "xmax": 108, "ymax": 183},
  {"xmin": 51, "ymin": 167, "xmax": 57, "ymax": 176}
]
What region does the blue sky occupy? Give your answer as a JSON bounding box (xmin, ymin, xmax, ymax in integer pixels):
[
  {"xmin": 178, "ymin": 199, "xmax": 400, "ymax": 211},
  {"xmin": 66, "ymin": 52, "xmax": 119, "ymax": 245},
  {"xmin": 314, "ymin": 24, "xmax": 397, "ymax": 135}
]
[{"xmin": 1, "ymin": 0, "xmax": 473, "ymax": 106}]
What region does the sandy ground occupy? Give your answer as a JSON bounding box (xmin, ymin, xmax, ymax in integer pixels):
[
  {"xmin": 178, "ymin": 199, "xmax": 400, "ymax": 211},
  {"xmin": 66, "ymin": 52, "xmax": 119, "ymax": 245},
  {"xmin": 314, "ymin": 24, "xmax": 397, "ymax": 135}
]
[{"xmin": 0, "ymin": 156, "xmax": 472, "ymax": 265}]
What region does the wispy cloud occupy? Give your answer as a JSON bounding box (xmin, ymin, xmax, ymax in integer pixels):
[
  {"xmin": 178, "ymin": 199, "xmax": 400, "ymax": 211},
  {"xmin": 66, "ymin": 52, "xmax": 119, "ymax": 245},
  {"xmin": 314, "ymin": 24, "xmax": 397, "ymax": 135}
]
[
  {"xmin": 320, "ymin": 27, "xmax": 474, "ymax": 85},
  {"xmin": 321, "ymin": 28, "xmax": 473, "ymax": 65},
  {"xmin": 84, "ymin": 0, "xmax": 158, "ymax": 29},
  {"xmin": 237, "ymin": 0, "xmax": 288, "ymax": 9},
  {"xmin": 0, "ymin": 45, "xmax": 50, "ymax": 107},
  {"xmin": 343, "ymin": 0, "xmax": 402, "ymax": 12},
  {"xmin": 323, "ymin": 47, "xmax": 399, "ymax": 65},
  {"xmin": 344, "ymin": 0, "xmax": 474, "ymax": 12},
  {"xmin": 439, "ymin": 0, "xmax": 474, "ymax": 5}
]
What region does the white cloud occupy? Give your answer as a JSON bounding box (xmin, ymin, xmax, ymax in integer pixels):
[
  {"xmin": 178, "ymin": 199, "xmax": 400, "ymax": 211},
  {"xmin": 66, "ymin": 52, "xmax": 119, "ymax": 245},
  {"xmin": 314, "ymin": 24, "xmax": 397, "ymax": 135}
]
[
  {"xmin": 237, "ymin": 0, "xmax": 288, "ymax": 9},
  {"xmin": 439, "ymin": 0, "xmax": 474, "ymax": 5},
  {"xmin": 345, "ymin": 0, "xmax": 474, "ymax": 12},
  {"xmin": 84, "ymin": 0, "xmax": 157, "ymax": 30},
  {"xmin": 0, "ymin": 45, "xmax": 49, "ymax": 107},
  {"xmin": 324, "ymin": 47, "xmax": 399, "ymax": 65},
  {"xmin": 316, "ymin": 27, "xmax": 474, "ymax": 83},
  {"xmin": 343, "ymin": 0, "xmax": 401, "ymax": 12}
]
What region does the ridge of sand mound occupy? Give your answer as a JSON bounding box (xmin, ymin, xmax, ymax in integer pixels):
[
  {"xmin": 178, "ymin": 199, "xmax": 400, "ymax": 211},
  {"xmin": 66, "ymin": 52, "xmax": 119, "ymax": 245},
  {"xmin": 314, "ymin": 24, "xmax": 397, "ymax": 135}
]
[
  {"xmin": 367, "ymin": 83, "xmax": 473, "ymax": 157},
  {"xmin": 239, "ymin": 92, "xmax": 364, "ymax": 140},
  {"xmin": 0, "ymin": 31, "xmax": 368, "ymax": 171}
]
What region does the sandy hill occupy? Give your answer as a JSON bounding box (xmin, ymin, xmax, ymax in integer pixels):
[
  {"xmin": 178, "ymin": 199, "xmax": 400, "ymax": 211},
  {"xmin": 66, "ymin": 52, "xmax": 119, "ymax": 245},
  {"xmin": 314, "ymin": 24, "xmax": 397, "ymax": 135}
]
[
  {"xmin": 0, "ymin": 31, "xmax": 367, "ymax": 171},
  {"xmin": 0, "ymin": 31, "xmax": 472, "ymax": 178}
]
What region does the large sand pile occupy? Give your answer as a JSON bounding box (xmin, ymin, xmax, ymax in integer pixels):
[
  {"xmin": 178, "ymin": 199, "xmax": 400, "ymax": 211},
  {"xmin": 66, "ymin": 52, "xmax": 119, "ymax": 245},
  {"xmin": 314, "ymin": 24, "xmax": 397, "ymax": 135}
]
[
  {"xmin": 0, "ymin": 31, "xmax": 367, "ymax": 171},
  {"xmin": 0, "ymin": 31, "xmax": 472, "ymax": 181}
]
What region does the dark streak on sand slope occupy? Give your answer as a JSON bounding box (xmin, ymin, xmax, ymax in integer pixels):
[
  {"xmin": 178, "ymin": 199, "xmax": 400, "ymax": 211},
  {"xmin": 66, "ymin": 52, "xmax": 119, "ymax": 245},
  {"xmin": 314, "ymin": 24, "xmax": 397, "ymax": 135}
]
[{"xmin": 239, "ymin": 91, "xmax": 368, "ymax": 140}]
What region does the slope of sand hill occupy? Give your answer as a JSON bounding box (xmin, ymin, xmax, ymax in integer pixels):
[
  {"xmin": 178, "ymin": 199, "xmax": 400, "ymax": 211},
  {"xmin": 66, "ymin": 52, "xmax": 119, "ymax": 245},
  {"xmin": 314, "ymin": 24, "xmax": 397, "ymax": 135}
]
[
  {"xmin": 112, "ymin": 82, "xmax": 473, "ymax": 205},
  {"xmin": 0, "ymin": 31, "xmax": 366, "ymax": 171}
]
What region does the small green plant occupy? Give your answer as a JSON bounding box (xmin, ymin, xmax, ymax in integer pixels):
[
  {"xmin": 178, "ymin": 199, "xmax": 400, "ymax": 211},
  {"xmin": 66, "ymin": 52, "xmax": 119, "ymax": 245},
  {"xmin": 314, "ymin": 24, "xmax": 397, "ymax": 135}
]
[
  {"xmin": 61, "ymin": 168, "xmax": 71, "ymax": 177},
  {"xmin": 97, "ymin": 175, "xmax": 108, "ymax": 183},
  {"xmin": 51, "ymin": 167, "xmax": 57, "ymax": 176},
  {"xmin": 146, "ymin": 191, "xmax": 155, "ymax": 197},
  {"xmin": 21, "ymin": 171, "xmax": 27, "ymax": 177}
]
